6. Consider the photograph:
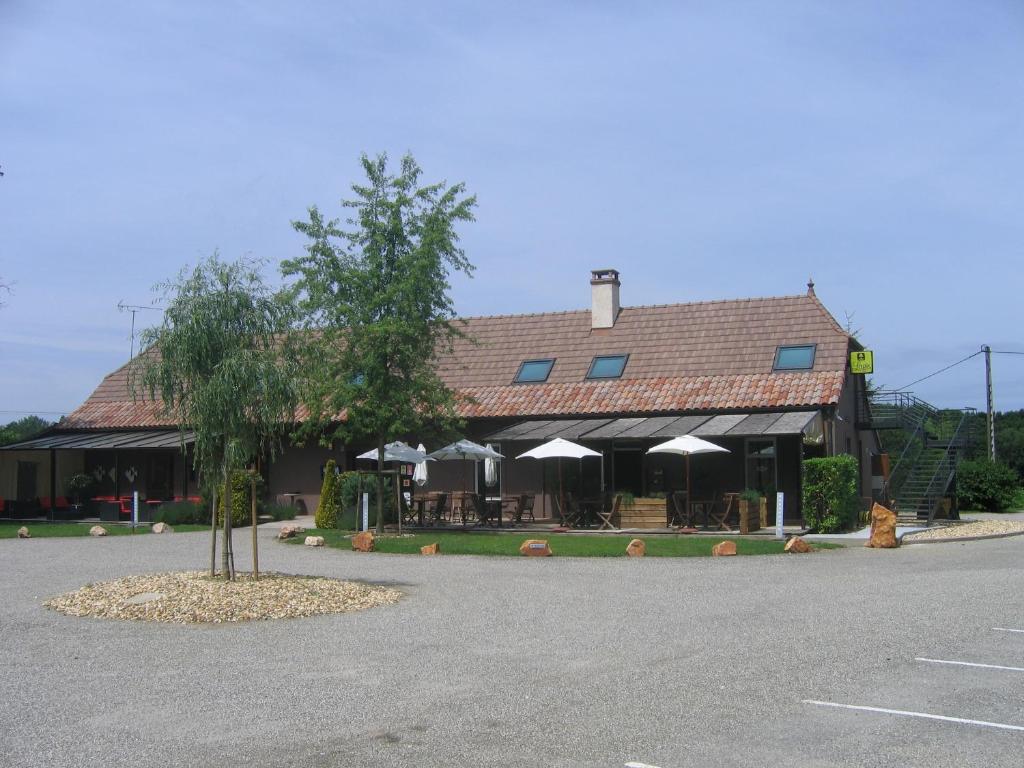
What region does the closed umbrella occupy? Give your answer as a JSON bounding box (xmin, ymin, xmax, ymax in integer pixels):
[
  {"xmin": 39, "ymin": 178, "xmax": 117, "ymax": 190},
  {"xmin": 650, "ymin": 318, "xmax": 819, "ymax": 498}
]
[
  {"xmin": 646, "ymin": 435, "xmax": 729, "ymax": 517},
  {"xmin": 484, "ymin": 443, "xmax": 498, "ymax": 488},
  {"xmin": 517, "ymin": 438, "xmax": 602, "ymax": 526},
  {"xmin": 413, "ymin": 444, "xmax": 429, "ymax": 487}
]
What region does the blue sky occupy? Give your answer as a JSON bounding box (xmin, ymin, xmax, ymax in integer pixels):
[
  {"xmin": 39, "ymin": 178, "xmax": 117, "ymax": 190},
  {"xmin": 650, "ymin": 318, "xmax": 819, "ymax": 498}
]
[{"xmin": 1, "ymin": 0, "xmax": 1022, "ymax": 421}]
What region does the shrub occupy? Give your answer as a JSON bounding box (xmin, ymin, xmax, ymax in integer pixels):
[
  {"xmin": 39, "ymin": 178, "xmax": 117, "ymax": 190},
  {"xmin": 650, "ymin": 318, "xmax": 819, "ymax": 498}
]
[
  {"xmin": 217, "ymin": 471, "xmax": 255, "ymax": 527},
  {"xmin": 262, "ymin": 503, "xmax": 297, "ymax": 522},
  {"xmin": 802, "ymin": 455, "xmax": 860, "ymax": 533},
  {"xmin": 315, "ymin": 460, "xmax": 341, "ymax": 529},
  {"xmin": 154, "ymin": 501, "xmax": 205, "ymax": 525},
  {"xmin": 335, "ymin": 470, "xmax": 397, "ymax": 529},
  {"xmin": 957, "ymin": 459, "xmax": 1019, "ymax": 512}
]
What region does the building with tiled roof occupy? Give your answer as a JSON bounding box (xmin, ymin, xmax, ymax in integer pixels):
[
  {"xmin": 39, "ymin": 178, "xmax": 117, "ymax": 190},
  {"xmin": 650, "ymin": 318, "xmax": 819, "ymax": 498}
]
[{"xmin": 2, "ymin": 269, "xmax": 877, "ymax": 525}]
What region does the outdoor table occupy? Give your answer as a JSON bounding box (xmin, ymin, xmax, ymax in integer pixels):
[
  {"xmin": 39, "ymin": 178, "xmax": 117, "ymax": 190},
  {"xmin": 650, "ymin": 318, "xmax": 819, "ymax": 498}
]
[{"xmin": 690, "ymin": 498, "xmax": 719, "ymax": 530}]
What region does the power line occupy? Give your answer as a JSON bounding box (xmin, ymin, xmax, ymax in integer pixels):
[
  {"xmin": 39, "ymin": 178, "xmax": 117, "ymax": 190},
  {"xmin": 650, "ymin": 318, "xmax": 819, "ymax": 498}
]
[
  {"xmin": 900, "ymin": 350, "xmax": 983, "ymax": 389},
  {"xmin": 991, "ymin": 350, "xmax": 1024, "ymax": 356}
]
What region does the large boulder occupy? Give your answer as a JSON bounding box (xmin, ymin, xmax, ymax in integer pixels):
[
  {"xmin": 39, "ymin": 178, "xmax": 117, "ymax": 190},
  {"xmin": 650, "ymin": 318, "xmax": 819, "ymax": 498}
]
[
  {"xmin": 17, "ymin": 526, "xmax": 30, "ymax": 539},
  {"xmin": 625, "ymin": 538, "xmax": 646, "ymax": 557},
  {"xmin": 711, "ymin": 540, "xmax": 737, "ymax": 557},
  {"xmin": 519, "ymin": 539, "xmax": 552, "ymax": 557},
  {"xmin": 420, "ymin": 543, "xmax": 440, "ymax": 556},
  {"xmin": 866, "ymin": 503, "xmax": 898, "ymax": 549},
  {"xmin": 784, "ymin": 536, "xmax": 812, "ymax": 554},
  {"xmin": 277, "ymin": 525, "xmax": 305, "ymax": 540},
  {"xmin": 151, "ymin": 522, "xmax": 173, "ymax": 534},
  {"xmin": 89, "ymin": 525, "xmax": 108, "ymax": 537},
  {"xmin": 304, "ymin": 535, "xmax": 325, "ymax": 547},
  {"xmin": 351, "ymin": 531, "xmax": 375, "ymax": 552}
]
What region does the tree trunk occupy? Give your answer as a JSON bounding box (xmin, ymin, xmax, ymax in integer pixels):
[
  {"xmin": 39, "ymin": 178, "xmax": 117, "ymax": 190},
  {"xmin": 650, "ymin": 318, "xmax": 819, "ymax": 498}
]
[
  {"xmin": 375, "ymin": 434, "xmax": 386, "ymax": 534},
  {"xmin": 222, "ymin": 460, "xmax": 233, "ymax": 581},
  {"xmin": 209, "ymin": 487, "xmax": 218, "ymax": 577},
  {"xmin": 250, "ymin": 472, "xmax": 259, "ymax": 580}
]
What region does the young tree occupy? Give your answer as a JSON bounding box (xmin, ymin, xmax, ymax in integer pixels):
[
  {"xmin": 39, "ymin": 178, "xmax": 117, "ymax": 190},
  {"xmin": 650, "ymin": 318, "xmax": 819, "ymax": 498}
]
[
  {"xmin": 284, "ymin": 153, "xmax": 476, "ymax": 533},
  {"xmin": 136, "ymin": 255, "xmax": 298, "ymax": 579}
]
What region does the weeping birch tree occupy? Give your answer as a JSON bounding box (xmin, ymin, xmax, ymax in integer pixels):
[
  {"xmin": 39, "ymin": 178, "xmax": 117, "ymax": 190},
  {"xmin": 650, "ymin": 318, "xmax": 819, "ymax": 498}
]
[
  {"xmin": 135, "ymin": 255, "xmax": 297, "ymax": 579},
  {"xmin": 284, "ymin": 153, "xmax": 476, "ymax": 533}
]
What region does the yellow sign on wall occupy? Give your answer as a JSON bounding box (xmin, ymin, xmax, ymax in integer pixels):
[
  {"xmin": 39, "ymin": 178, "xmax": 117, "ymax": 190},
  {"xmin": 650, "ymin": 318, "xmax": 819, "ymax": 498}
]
[{"xmin": 850, "ymin": 350, "xmax": 874, "ymax": 374}]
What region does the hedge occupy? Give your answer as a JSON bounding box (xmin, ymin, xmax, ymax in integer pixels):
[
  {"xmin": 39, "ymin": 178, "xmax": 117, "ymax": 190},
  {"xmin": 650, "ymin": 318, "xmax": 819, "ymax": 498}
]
[
  {"xmin": 802, "ymin": 455, "xmax": 860, "ymax": 533},
  {"xmin": 957, "ymin": 459, "xmax": 1019, "ymax": 512}
]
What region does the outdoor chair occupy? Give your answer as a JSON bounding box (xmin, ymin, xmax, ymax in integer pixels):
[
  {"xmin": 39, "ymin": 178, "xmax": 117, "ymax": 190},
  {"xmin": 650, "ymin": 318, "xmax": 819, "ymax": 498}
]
[
  {"xmin": 701, "ymin": 494, "xmax": 732, "ymax": 531},
  {"xmin": 470, "ymin": 494, "xmax": 497, "ymax": 527},
  {"xmin": 668, "ymin": 491, "xmax": 689, "ymax": 527},
  {"xmin": 427, "ymin": 493, "xmax": 448, "ymax": 526},
  {"xmin": 595, "ymin": 494, "xmax": 620, "ymax": 531}
]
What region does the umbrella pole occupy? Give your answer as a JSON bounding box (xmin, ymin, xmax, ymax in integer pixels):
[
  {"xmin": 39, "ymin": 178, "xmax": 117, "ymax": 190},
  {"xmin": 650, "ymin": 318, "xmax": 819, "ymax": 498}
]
[
  {"xmin": 559, "ymin": 457, "xmax": 564, "ymax": 526},
  {"xmin": 686, "ymin": 453, "xmax": 692, "ymax": 527}
]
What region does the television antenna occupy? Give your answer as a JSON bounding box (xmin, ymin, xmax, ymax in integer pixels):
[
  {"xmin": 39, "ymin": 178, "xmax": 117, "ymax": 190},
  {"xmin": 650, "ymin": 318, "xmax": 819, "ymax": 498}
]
[{"xmin": 117, "ymin": 302, "xmax": 160, "ymax": 360}]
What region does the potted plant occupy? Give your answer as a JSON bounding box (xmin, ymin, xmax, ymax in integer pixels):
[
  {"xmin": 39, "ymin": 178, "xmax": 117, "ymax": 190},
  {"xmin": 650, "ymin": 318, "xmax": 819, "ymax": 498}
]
[
  {"xmin": 65, "ymin": 473, "xmax": 95, "ymax": 506},
  {"xmin": 738, "ymin": 489, "xmax": 763, "ymax": 534}
]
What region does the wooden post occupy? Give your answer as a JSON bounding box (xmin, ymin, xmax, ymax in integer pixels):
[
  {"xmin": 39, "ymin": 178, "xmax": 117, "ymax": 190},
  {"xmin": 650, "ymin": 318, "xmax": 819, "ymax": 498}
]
[{"xmin": 209, "ymin": 487, "xmax": 218, "ymax": 577}]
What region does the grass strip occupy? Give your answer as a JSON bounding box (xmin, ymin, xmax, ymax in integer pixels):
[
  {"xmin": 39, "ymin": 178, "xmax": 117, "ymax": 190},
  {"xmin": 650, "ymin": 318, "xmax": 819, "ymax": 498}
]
[
  {"xmin": 290, "ymin": 529, "xmax": 839, "ymax": 557},
  {"xmin": 0, "ymin": 522, "xmax": 209, "ymax": 539}
]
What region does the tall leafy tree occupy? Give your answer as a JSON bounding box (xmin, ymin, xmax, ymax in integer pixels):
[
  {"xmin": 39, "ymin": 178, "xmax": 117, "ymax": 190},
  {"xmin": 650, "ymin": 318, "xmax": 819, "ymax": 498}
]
[
  {"xmin": 136, "ymin": 255, "xmax": 298, "ymax": 579},
  {"xmin": 0, "ymin": 415, "xmax": 53, "ymax": 446},
  {"xmin": 284, "ymin": 153, "xmax": 476, "ymax": 533}
]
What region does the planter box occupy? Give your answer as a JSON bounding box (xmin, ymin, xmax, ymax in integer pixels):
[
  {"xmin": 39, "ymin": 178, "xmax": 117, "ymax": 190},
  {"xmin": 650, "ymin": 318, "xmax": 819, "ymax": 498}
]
[
  {"xmin": 615, "ymin": 497, "xmax": 669, "ymax": 529},
  {"xmin": 739, "ymin": 498, "xmax": 764, "ymax": 534}
]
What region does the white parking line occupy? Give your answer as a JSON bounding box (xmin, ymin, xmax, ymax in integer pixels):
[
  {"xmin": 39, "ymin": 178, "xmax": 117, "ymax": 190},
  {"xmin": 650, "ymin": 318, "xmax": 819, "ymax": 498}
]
[
  {"xmin": 803, "ymin": 700, "xmax": 1024, "ymax": 732},
  {"xmin": 625, "ymin": 763, "xmax": 662, "ymax": 768},
  {"xmin": 916, "ymin": 657, "xmax": 1024, "ymax": 673},
  {"xmin": 993, "ymin": 627, "xmax": 1024, "ymax": 634}
]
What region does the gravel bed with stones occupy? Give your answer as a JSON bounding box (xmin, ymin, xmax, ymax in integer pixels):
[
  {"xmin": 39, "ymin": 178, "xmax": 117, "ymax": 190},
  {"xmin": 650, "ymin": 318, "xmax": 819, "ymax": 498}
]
[
  {"xmin": 901, "ymin": 519, "xmax": 1024, "ymax": 542},
  {"xmin": 44, "ymin": 570, "xmax": 401, "ymax": 624}
]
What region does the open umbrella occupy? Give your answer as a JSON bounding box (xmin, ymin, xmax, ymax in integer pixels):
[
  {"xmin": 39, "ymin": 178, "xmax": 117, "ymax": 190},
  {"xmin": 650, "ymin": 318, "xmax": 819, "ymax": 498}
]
[
  {"xmin": 646, "ymin": 435, "xmax": 729, "ymax": 515},
  {"xmin": 357, "ymin": 442, "xmax": 433, "ymax": 533},
  {"xmin": 517, "ymin": 438, "xmax": 602, "ymax": 526},
  {"xmin": 429, "ymin": 440, "xmax": 504, "ymax": 525},
  {"xmin": 412, "ymin": 443, "xmax": 429, "ymax": 487}
]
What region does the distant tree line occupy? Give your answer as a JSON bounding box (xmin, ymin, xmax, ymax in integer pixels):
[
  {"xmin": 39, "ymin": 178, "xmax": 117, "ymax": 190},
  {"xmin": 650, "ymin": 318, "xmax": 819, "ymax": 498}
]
[{"xmin": 0, "ymin": 415, "xmax": 54, "ymax": 446}]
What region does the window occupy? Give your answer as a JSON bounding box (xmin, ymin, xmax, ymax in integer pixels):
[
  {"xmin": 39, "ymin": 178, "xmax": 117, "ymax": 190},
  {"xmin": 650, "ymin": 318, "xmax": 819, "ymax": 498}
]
[
  {"xmin": 586, "ymin": 354, "xmax": 629, "ymax": 379},
  {"xmin": 514, "ymin": 359, "xmax": 554, "ymax": 383},
  {"xmin": 773, "ymin": 344, "xmax": 816, "ymax": 371}
]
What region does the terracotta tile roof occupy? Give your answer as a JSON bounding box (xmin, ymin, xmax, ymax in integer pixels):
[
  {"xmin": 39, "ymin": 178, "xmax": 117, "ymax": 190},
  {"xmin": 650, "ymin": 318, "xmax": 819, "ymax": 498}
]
[{"xmin": 62, "ymin": 292, "xmax": 853, "ymax": 430}]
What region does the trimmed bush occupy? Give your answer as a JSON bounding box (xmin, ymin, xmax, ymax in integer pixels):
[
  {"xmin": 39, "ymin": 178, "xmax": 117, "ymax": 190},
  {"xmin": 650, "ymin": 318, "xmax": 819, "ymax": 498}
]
[
  {"xmin": 957, "ymin": 459, "xmax": 1019, "ymax": 512},
  {"xmin": 315, "ymin": 460, "xmax": 341, "ymax": 529},
  {"xmin": 802, "ymin": 455, "xmax": 860, "ymax": 533},
  {"xmin": 154, "ymin": 501, "xmax": 205, "ymax": 525}
]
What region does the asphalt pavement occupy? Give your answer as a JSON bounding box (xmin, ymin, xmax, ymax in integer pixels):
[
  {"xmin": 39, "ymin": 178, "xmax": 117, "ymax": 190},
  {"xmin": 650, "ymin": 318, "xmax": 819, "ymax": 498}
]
[{"xmin": 1, "ymin": 527, "xmax": 1022, "ymax": 767}]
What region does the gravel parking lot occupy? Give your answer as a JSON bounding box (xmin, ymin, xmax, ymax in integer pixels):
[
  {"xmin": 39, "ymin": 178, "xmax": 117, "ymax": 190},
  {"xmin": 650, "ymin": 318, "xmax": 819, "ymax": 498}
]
[{"xmin": 2, "ymin": 529, "xmax": 1022, "ymax": 767}]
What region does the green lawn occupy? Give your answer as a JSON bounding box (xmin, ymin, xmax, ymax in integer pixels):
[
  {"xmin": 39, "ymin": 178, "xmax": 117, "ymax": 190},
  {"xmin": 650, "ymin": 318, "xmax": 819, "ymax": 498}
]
[
  {"xmin": 0, "ymin": 522, "xmax": 209, "ymax": 539},
  {"xmin": 289, "ymin": 529, "xmax": 838, "ymax": 557}
]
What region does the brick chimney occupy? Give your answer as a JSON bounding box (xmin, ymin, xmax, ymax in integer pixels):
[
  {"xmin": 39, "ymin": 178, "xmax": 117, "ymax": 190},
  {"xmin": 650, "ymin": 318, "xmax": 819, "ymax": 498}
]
[{"xmin": 590, "ymin": 268, "xmax": 620, "ymax": 329}]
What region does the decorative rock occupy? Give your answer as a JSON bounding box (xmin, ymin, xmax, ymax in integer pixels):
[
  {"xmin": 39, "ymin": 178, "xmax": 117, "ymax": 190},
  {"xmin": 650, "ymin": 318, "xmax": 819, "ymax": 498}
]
[
  {"xmin": 17, "ymin": 526, "xmax": 30, "ymax": 539},
  {"xmin": 123, "ymin": 591, "xmax": 165, "ymax": 606},
  {"xmin": 711, "ymin": 540, "xmax": 737, "ymax": 557},
  {"xmin": 277, "ymin": 525, "xmax": 305, "ymax": 540},
  {"xmin": 519, "ymin": 539, "xmax": 552, "ymax": 557},
  {"xmin": 351, "ymin": 531, "xmax": 375, "ymax": 552},
  {"xmin": 865, "ymin": 502, "xmax": 898, "ymax": 549},
  {"xmin": 304, "ymin": 535, "xmax": 325, "ymax": 547},
  {"xmin": 625, "ymin": 538, "xmax": 646, "ymax": 557},
  {"xmin": 420, "ymin": 543, "xmax": 440, "ymax": 555},
  {"xmin": 784, "ymin": 536, "xmax": 812, "ymax": 554},
  {"xmin": 89, "ymin": 525, "xmax": 108, "ymax": 537},
  {"xmin": 151, "ymin": 522, "xmax": 173, "ymax": 534}
]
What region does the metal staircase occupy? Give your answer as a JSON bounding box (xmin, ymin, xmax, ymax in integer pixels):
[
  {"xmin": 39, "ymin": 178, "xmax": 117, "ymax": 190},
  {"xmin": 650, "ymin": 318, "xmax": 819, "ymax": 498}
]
[{"xmin": 862, "ymin": 390, "xmax": 975, "ymax": 524}]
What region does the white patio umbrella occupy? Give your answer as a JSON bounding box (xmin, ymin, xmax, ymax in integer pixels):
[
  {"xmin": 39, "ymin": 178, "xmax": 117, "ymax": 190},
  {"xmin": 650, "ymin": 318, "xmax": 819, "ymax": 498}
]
[
  {"xmin": 646, "ymin": 435, "xmax": 730, "ymax": 504},
  {"xmin": 517, "ymin": 438, "xmax": 602, "ymax": 525},
  {"xmin": 412, "ymin": 443, "xmax": 430, "ymax": 487}
]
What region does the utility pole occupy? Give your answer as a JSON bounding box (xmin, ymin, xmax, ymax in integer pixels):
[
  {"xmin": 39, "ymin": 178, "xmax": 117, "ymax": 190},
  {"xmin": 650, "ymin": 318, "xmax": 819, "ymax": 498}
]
[{"xmin": 983, "ymin": 344, "xmax": 996, "ymax": 461}]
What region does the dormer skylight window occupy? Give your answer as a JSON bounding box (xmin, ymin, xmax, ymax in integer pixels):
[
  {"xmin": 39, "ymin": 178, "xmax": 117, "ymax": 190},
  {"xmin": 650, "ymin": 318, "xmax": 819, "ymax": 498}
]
[
  {"xmin": 586, "ymin": 354, "xmax": 628, "ymax": 380},
  {"xmin": 514, "ymin": 359, "xmax": 555, "ymax": 383},
  {"xmin": 773, "ymin": 344, "xmax": 816, "ymax": 371}
]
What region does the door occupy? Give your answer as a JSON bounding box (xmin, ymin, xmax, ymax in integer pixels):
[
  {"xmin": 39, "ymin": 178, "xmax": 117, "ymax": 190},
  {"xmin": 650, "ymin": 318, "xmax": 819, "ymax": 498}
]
[{"xmin": 16, "ymin": 461, "xmax": 38, "ymax": 502}]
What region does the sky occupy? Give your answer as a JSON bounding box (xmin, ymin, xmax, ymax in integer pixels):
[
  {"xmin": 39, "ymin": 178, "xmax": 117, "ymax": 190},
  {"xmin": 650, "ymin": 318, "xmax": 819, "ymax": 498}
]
[{"xmin": 1, "ymin": 0, "xmax": 1022, "ymax": 423}]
